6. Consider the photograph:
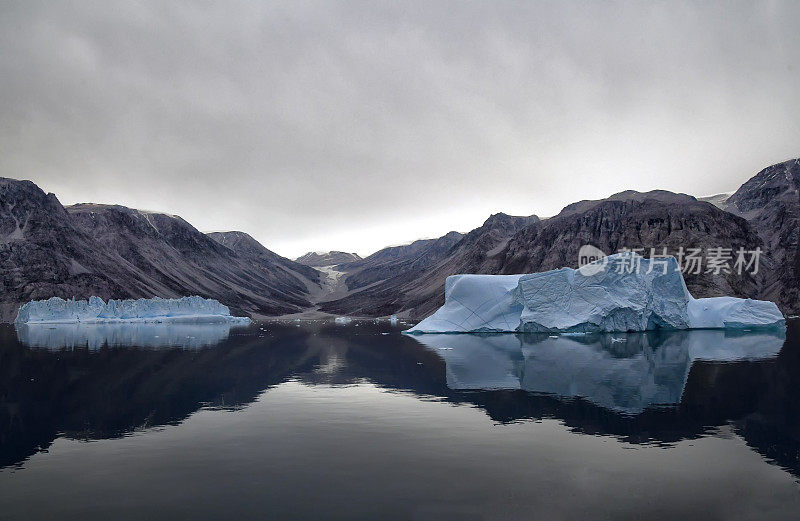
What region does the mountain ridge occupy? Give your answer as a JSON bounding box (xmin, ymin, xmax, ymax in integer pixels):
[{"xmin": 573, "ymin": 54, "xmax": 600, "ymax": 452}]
[
  {"xmin": 2, "ymin": 156, "xmax": 798, "ymax": 322},
  {"xmin": 319, "ymin": 159, "xmax": 799, "ymax": 317},
  {"xmin": 0, "ymin": 180, "xmax": 320, "ymax": 322}
]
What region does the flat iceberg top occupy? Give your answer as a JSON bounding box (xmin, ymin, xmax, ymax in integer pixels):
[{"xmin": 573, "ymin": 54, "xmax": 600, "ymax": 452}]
[
  {"xmin": 15, "ymin": 296, "xmax": 251, "ymax": 325},
  {"xmin": 407, "ymin": 253, "xmax": 785, "ymax": 334}
]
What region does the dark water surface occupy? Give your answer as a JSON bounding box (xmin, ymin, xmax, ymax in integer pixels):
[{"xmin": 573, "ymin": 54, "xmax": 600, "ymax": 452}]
[{"xmin": 1, "ymin": 319, "xmax": 799, "ymax": 520}]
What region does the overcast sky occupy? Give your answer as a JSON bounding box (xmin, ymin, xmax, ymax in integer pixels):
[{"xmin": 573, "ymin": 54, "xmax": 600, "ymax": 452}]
[{"xmin": 1, "ymin": 1, "xmax": 799, "ymax": 258}]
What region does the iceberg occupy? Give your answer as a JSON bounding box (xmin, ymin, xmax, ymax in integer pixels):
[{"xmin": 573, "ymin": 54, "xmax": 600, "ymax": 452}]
[
  {"xmin": 14, "ymin": 296, "xmax": 251, "ymax": 325},
  {"xmin": 407, "ymin": 253, "xmax": 784, "ymax": 334}
]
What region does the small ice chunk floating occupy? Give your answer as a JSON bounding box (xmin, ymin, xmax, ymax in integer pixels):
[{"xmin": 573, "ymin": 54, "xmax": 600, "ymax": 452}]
[
  {"xmin": 407, "ymin": 253, "xmax": 785, "ymax": 334},
  {"xmin": 14, "ymin": 296, "xmax": 251, "ymax": 325}
]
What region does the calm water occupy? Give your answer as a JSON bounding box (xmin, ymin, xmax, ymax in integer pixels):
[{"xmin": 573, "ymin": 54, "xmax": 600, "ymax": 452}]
[{"xmin": 1, "ymin": 319, "xmax": 799, "ymax": 520}]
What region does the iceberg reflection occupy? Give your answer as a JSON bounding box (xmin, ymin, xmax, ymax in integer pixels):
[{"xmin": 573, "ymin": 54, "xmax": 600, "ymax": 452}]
[
  {"xmin": 15, "ymin": 321, "xmax": 242, "ymax": 350},
  {"xmin": 410, "ymin": 329, "xmax": 785, "ymax": 414}
]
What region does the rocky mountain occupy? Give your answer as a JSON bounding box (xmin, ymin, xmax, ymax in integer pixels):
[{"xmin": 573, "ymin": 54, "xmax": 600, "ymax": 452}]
[
  {"xmin": 1, "ymin": 179, "xmax": 134, "ymax": 322},
  {"xmin": 727, "ymin": 158, "xmax": 800, "ymax": 314},
  {"xmin": 207, "ymin": 231, "xmax": 321, "ymax": 288},
  {"xmin": 321, "ymin": 178, "xmax": 794, "ymax": 318},
  {"xmin": 319, "ymin": 213, "xmax": 538, "ymax": 317},
  {"xmin": 0, "ymin": 178, "xmax": 320, "ymax": 322},
  {"xmin": 338, "ymin": 232, "xmax": 465, "ymax": 292},
  {"xmin": 3, "ymin": 157, "xmax": 797, "ymax": 322},
  {"xmin": 295, "ymin": 251, "xmax": 361, "ymax": 267},
  {"xmin": 495, "ymin": 191, "xmax": 762, "ymax": 301}
]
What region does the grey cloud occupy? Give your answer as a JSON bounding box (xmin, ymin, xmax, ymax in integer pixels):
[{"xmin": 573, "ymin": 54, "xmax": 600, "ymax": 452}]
[{"xmin": 1, "ymin": 0, "xmax": 799, "ymax": 256}]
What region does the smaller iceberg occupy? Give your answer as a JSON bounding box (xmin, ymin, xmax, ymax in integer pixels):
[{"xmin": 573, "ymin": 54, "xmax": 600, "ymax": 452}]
[
  {"xmin": 407, "ymin": 253, "xmax": 784, "ymax": 334},
  {"xmin": 14, "ymin": 296, "xmax": 251, "ymax": 325}
]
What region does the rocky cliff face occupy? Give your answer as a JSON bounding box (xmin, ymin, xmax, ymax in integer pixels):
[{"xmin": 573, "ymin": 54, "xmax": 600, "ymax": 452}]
[
  {"xmin": 0, "ymin": 179, "xmax": 320, "ymax": 322},
  {"xmin": 497, "ymin": 191, "xmax": 762, "ymax": 302},
  {"xmin": 727, "ymin": 158, "xmax": 800, "ymax": 313},
  {"xmin": 0, "ymin": 180, "xmax": 136, "ymax": 322}
]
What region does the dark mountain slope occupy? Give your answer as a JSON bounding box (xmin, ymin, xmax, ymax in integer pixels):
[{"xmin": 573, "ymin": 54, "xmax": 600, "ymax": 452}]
[
  {"xmin": 497, "ymin": 191, "xmax": 763, "ymax": 301},
  {"xmin": 207, "ymin": 230, "xmax": 321, "ymax": 292},
  {"xmin": 340, "ymin": 232, "xmax": 465, "ymax": 292},
  {"xmin": 66, "ymin": 204, "xmax": 319, "ymax": 316},
  {"xmin": 727, "ymin": 158, "xmax": 800, "ymax": 313},
  {"xmin": 322, "ymin": 190, "xmax": 773, "ymax": 318},
  {"xmin": 0, "ymin": 177, "xmax": 320, "ymax": 321},
  {"xmin": 0, "ymin": 179, "xmax": 139, "ymax": 322},
  {"xmin": 319, "ymin": 213, "xmax": 538, "ymax": 317}
]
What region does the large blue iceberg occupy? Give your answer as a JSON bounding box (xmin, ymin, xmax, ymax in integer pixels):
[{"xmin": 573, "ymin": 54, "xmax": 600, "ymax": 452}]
[
  {"xmin": 14, "ymin": 296, "xmax": 251, "ymax": 325},
  {"xmin": 408, "ymin": 253, "xmax": 784, "ymax": 334}
]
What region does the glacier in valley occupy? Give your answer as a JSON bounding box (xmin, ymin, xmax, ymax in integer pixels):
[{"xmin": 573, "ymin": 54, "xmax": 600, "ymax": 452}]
[
  {"xmin": 407, "ymin": 253, "xmax": 785, "ymax": 334},
  {"xmin": 14, "ymin": 296, "xmax": 251, "ymax": 325}
]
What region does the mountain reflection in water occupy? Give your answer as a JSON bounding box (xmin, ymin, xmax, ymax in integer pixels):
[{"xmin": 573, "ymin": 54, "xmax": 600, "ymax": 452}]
[{"xmin": 1, "ymin": 320, "xmax": 799, "ymax": 481}]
